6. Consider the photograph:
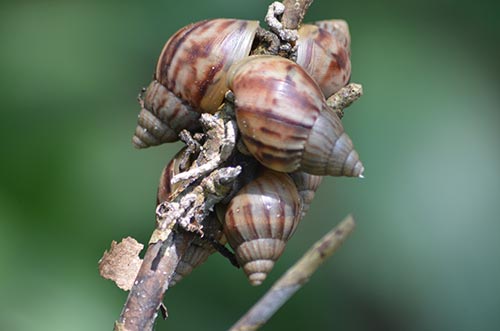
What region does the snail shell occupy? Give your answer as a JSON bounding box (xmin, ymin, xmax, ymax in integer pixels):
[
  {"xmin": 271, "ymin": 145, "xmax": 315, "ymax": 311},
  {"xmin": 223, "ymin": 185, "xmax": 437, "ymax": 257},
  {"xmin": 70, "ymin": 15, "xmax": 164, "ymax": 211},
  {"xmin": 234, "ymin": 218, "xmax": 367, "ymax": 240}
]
[
  {"xmin": 156, "ymin": 18, "xmax": 259, "ymax": 113},
  {"xmin": 289, "ymin": 171, "xmax": 323, "ymax": 218},
  {"xmin": 169, "ymin": 214, "xmax": 225, "ymax": 287},
  {"xmin": 296, "ymin": 23, "xmax": 351, "ymax": 98},
  {"xmin": 227, "ymin": 55, "xmax": 364, "ymax": 177},
  {"xmin": 133, "ymin": 19, "xmax": 259, "ymax": 148},
  {"xmin": 133, "ymin": 81, "xmax": 201, "ymax": 148},
  {"xmin": 314, "ymin": 19, "xmax": 351, "ymax": 53},
  {"xmin": 222, "ymin": 169, "xmax": 302, "ymax": 286},
  {"xmin": 156, "ymin": 147, "xmax": 187, "ymax": 204},
  {"xmin": 157, "ymin": 148, "xmax": 225, "ymax": 286}
]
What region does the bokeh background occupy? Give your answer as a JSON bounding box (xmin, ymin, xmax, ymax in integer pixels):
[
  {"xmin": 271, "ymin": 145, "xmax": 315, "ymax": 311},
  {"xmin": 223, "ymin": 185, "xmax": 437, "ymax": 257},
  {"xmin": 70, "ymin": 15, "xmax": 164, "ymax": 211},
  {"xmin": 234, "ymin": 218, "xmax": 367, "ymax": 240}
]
[{"xmin": 1, "ymin": 0, "xmax": 499, "ymax": 330}]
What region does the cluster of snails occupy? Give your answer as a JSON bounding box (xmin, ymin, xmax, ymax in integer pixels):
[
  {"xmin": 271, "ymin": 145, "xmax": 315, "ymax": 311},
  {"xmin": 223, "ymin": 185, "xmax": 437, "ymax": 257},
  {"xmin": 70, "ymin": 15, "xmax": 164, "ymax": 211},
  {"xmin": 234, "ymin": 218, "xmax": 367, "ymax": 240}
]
[{"xmin": 134, "ymin": 18, "xmax": 363, "ymax": 286}]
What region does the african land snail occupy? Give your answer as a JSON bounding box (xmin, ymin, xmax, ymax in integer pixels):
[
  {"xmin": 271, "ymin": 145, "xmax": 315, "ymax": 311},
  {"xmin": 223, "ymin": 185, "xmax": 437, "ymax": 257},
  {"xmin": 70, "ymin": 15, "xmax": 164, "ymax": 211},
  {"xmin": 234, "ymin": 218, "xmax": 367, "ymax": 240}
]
[
  {"xmin": 133, "ymin": 18, "xmax": 353, "ymax": 148},
  {"xmin": 226, "ymin": 55, "xmax": 364, "ymax": 178},
  {"xmin": 221, "ymin": 168, "xmax": 303, "ymax": 286},
  {"xmin": 133, "ymin": 19, "xmax": 259, "ymax": 148}
]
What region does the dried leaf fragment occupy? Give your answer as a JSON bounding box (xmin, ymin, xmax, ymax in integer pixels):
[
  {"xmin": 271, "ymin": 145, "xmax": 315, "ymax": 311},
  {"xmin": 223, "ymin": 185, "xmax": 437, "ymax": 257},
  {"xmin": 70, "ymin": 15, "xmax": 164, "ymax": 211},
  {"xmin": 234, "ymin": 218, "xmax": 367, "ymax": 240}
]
[{"xmin": 99, "ymin": 237, "xmax": 144, "ymax": 291}]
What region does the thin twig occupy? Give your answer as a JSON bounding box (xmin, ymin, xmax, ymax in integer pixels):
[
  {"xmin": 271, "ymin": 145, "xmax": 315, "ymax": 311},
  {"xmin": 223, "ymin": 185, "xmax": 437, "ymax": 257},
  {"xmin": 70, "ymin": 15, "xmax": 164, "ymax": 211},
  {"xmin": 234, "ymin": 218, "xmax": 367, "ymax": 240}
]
[
  {"xmin": 326, "ymin": 83, "xmax": 364, "ymax": 119},
  {"xmin": 229, "ymin": 215, "xmax": 356, "ymax": 331},
  {"xmin": 327, "ymin": 83, "xmax": 363, "ymax": 112},
  {"xmin": 281, "ymin": 0, "xmax": 314, "ymax": 30}
]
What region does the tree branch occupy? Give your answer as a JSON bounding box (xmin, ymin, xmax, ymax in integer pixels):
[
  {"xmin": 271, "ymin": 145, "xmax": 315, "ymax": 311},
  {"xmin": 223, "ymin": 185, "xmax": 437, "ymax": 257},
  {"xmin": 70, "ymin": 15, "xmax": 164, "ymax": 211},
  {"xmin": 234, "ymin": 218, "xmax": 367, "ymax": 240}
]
[
  {"xmin": 229, "ymin": 215, "xmax": 356, "ymax": 331},
  {"xmin": 114, "ymin": 231, "xmax": 189, "ymax": 331},
  {"xmin": 113, "ymin": 104, "xmax": 241, "ymax": 331}
]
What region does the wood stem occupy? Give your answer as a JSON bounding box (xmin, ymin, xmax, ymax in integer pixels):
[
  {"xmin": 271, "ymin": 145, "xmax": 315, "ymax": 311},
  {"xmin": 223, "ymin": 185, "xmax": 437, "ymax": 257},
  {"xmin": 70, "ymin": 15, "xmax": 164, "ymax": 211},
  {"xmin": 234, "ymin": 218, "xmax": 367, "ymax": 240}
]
[
  {"xmin": 114, "ymin": 232, "xmax": 189, "ymax": 331},
  {"xmin": 229, "ymin": 215, "xmax": 356, "ymax": 331},
  {"xmin": 281, "ymin": 0, "xmax": 314, "ymax": 29}
]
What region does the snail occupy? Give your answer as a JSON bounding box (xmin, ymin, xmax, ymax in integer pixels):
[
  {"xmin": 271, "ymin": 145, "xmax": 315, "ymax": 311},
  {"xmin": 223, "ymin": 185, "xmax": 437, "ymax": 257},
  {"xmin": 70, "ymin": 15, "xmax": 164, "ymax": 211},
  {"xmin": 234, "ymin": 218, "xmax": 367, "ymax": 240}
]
[
  {"xmin": 296, "ymin": 22, "xmax": 351, "ymax": 98},
  {"xmin": 226, "ymin": 55, "xmax": 364, "ymax": 177},
  {"xmin": 133, "ymin": 18, "xmax": 259, "ymax": 148},
  {"xmin": 157, "ymin": 148, "xmax": 226, "ymax": 286},
  {"xmin": 222, "ymin": 168, "xmax": 302, "ymax": 286},
  {"xmin": 289, "ymin": 171, "xmax": 323, "ymax": 218}
]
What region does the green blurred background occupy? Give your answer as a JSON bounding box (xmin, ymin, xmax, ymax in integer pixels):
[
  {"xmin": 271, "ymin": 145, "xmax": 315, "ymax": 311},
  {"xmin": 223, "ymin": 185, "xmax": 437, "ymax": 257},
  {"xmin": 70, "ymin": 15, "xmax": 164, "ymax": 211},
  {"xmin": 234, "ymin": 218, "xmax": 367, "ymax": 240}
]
[{"xmin": 1, "ymin": 0, "xmax": 499, "ymax": 330}]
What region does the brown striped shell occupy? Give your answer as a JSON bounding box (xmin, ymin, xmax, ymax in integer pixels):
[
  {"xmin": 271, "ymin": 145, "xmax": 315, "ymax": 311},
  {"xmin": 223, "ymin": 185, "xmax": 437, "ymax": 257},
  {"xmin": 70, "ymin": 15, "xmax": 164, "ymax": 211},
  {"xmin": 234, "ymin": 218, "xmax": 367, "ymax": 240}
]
[
  {"xmin": 156, "ymin": 147, "xmax": 186, "ymax": 204},
  {"xmin": 289, "ymin": 172, "xmax": 323, "ymax": 218},
  {"xmin": 296, "ymin": 23, "xmax": 351, "ymax": 98},
  {"xmin": 157, "ymin": 148, "xmax": 225, "ymax": 286},
  {"xmin": 133, "ymin": 81, "xmax": 201, "ymax": 148},
  {"xmin": 156, "ymin": 18, "xmax": 259, "ymax": 113},
  {"xmin": 222, "ymin": 169, "xmax": 302, "ymax": 286},
  {"xmin": 314, "ymin": 19, "xmax": 351, "ymax": 53},
  {"xmin": 133, "ymin": 19, "xmax": 259, "ymax": 148},
  {"xmin": 226, "ymin": 55, "xmax": 364, "ymax": 177}
]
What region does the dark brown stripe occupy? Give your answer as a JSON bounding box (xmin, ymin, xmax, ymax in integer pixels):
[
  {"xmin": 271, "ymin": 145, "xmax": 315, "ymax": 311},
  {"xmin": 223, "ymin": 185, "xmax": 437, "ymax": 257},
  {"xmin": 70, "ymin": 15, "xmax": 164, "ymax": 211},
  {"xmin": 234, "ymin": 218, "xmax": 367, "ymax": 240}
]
[
  {"xmin": 259, "ymin": 126, "xmax": 282, "ymax": 138},
  {"xmin": 242, "ymin": 134, "xmax": 303, "ymax": 163},
  {"xmin": 331, "ymin": 47, "xmax": 348, "ymax": 70},
  {"xmin": 242, "ymin": 203, "xmax": 259, "ymax": 240},
  {"xmin": 226, "ymin": 209, "xmax": 244, "ymax": 245},
  {"xmin": 158, "ymin": 21, "xmax": 205, "ymax": 84},
  {"xmin": 255, "ymin": 179, "xmax": 271, "ymax": 238},
  {"xmin": 237, "ymin": 106, "xmax": 313, "ymax": 130}
]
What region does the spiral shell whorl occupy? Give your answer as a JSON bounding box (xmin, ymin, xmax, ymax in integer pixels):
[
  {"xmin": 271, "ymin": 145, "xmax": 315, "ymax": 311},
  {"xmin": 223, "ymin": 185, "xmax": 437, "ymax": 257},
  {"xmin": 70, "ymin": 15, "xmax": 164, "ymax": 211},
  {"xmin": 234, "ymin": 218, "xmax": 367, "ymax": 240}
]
[
  {"xmin": 156, "ymin": 19, "xmax": 259, "ymax": 113},
  {"xmin": 169, "ymin": 238, "xmax": 216, "ymax": 287},
  {"xmin": 223, "ymin": 169, "xmax": 302, "ymax": 285},
  {"xmin": 289, "ymin": 172, "xmax": 323, "ymax": 217},
  {"xmin": 133, "ymin": 81, "xmax": 200, "ymax": 148},
  {"xmin": 236, "ymin": 239, "xmax": 287, "ymax": 286},
  {"xmin": 301, "ymin": 107, "xmax": 364, "ymax": 177}
]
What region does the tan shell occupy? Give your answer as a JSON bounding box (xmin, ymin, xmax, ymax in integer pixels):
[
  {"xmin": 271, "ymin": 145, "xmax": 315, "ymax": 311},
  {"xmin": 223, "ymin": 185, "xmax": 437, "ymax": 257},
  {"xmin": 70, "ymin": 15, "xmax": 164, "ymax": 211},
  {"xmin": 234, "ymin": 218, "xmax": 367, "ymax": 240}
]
[
  {"xmin": 314, "ymin": 19, "xmax": 351, "ymax": 53},
  {"xmin": 156, "ymin": 19, "xmax": 259, "ymax": 113},
  {"xmin": 289, "ymin": 171, "xmax": 323, "ymax": 218},
  {"xmin": 133, "ymin": 81, "xmax": 201, "ymax": 148},
  {"xmin": 223, "ymin": 169, "xmax": 302, "ymax": 286},
  {"xmin": 296, "ymin": 24, "xmax": 351, "ymax": 98},
  {"xmin": 133, "ymin": 19, "xmax": 259, "ymax": 148},
  {"xmin": 157, "ymin": 148, "xmax": 225, "ymax": 286},
  {"xmin": 227, "ymin": 55, "xmax": 364, "ymax": 177}
]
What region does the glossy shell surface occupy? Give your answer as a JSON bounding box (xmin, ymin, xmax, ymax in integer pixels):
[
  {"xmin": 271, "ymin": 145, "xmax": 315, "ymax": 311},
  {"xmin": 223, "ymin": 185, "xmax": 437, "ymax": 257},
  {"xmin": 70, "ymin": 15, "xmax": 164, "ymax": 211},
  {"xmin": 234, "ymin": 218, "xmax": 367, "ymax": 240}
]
[
  {"xmin": 156, "ymin": 19, "xmax": 259, "ymax": 113},
  {"xmin": 223, "ymin": 169, "xmax": 302, "ymax": 285},
  {"xmin": 297, "ymin": 24, "xmax": 351, "ymax": 98},
  {"xmin": 227, "ymin": 55, "xmax": 364, "ymax": 177},
  {"xmin": 133, "ymin": 81, "xmax": 201, "ymax": 148}
]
